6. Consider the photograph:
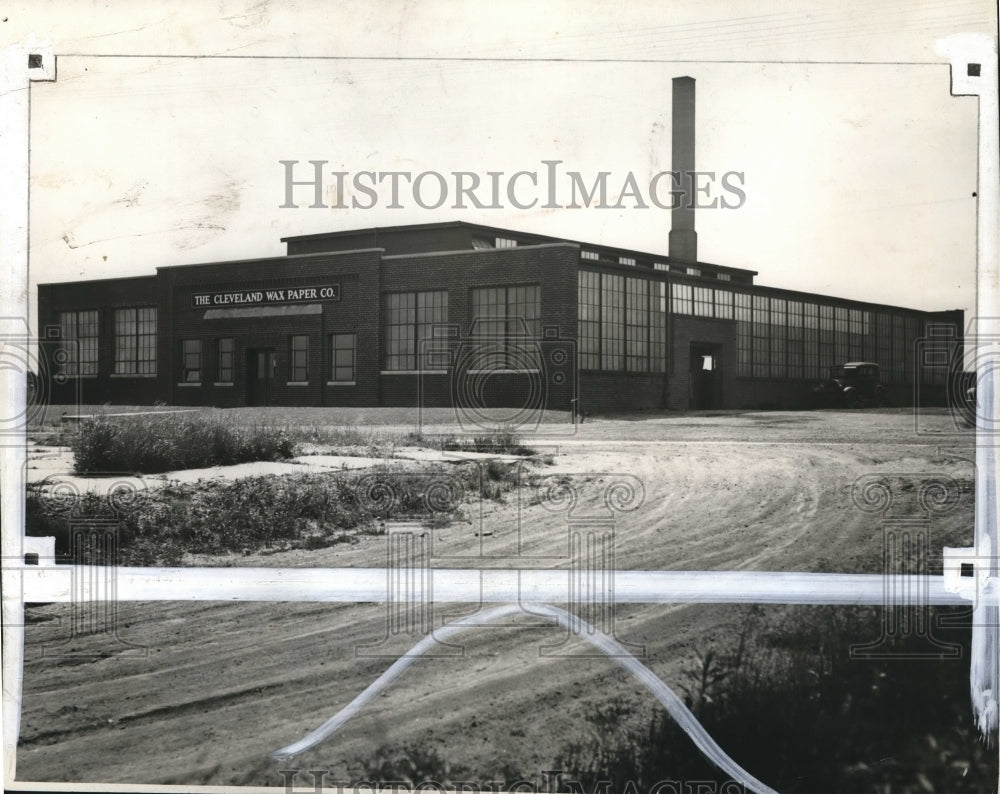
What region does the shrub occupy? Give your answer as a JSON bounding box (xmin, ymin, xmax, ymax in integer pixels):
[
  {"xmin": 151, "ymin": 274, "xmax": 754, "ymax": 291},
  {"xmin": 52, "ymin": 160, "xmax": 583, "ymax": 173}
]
[
  {"xmin": 443, "ymin": 425, "xmax": 538, "ymax": 456},
  {"xmin": 71, "ymin": 412, "xmax": 294, "ymax": 474},
  {"xmin": 358, "ymin": 741, "xmax": 454, "ymax": 786},
  {"xmin": 554, "ymin": 605, "xmax": 995, "ymax": 793},
  {"xmin": 25, "ymin": 461, "xmax": 525, "ymax": 564}
]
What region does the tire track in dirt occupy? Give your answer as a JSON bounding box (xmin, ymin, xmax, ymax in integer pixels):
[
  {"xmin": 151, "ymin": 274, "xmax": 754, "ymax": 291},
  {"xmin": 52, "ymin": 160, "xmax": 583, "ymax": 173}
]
[{"xmin": 16, "ymin": 433, "xmax": 976, "ymax": 785}]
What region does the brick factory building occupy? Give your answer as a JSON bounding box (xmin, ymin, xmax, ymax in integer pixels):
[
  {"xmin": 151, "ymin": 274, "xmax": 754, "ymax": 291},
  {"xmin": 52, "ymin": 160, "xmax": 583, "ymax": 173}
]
[
  {"xmin": 36, "ymin": 78, "xmax": 965, "ymax": 416},
  {"xmin": 36, "ymin": 217, "xmax": 963, "ymax": 415}
]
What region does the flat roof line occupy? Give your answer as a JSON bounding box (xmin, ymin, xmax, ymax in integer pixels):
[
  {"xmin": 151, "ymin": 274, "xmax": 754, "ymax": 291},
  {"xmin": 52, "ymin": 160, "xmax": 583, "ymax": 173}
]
[
  {"xmin": 382, "ymin": 241, "xmax": 578, "ymax": 260},
  {"xmin": 37, "ymin": 274, "xmax": 157, "ymax": 287},
  {"xmin": 281, "ymin": 220, "xmax": 758, "ymax": 277},
  {"xmin": 156, "ymin": 247, "xmax": 385, "ymax": 272}
]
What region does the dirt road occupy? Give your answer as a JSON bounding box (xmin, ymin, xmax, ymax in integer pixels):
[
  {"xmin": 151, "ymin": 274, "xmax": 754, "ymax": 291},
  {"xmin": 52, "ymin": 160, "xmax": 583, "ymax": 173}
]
[{"xmin": 14, "ymin": 409, "xmax": 978, "ymax": 786}]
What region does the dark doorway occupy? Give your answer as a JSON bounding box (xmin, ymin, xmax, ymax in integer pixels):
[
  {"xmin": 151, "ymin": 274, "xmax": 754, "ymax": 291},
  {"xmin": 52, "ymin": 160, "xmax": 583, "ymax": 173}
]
[
  {"xmin": 246, "ymin": 348, "xmax": 276, "ymax": 406},
  {"xmin": 689, "ymin": 342, "xmax": 721, "ymax": 409}
]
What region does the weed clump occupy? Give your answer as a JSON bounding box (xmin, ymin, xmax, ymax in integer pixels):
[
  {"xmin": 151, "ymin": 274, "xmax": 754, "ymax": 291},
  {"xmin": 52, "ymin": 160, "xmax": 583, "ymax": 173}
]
[{"xmin": 71, "ymin": 412, "xmax": 294, "ymax": 474}]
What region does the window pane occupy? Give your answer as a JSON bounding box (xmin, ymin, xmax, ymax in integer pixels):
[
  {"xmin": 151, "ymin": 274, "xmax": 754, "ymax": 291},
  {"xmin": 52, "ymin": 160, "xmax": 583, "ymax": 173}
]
[
  {"xmin": 60, "ymin": 310, "xmax": 100, "ymax": 376},
  {"xmin": 626, "ymin": 277, "xmax": 650, "ymax": 372},
  {"xmin": 290, "ymin": 335, "xmax": 309, "ymax": 381},
  {"xmin": 217, "ymin": 338, "xmax": 233, "ymax": 382},
  {"xmin": 468, "ymin": 285, "xmax": 541, "ymax": 369},
  {"xmin": 331, "ymin": 333, "xmax": 355, "ymax": 381},
  {"xmin": 714, "ymin": 289, "xmax": 733, "ymax": 320},
  {"xmin": 383, "ymin": 291, "xmax": 448, "ymax": 370},
  {"xmin": 112, "ymin": 306, "xmax": 156, "ymax": 376},
  {"xmin": 601, "ymin": 274, "xmax": 624, "ymax": 371},
  {"xmin": 114, "ymin": 308, "xmax": 137, "ymax": 375},
  {"xmin": 671, "ymin": 283, "xmax": 693, "ymax": 315},
  {"xmin": 578, "ymin": 271, "xmax": 600, "ymax": 370},
  {"xmin": 181, "ymin": 339, "xmax": 201, "ymax": 382}
]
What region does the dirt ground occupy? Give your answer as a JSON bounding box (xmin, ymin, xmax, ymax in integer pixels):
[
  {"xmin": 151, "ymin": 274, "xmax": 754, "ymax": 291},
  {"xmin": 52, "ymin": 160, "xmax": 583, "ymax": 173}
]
[{"xmin": 14, "ymin": 408, "xmax": 980, "ymax": 787}]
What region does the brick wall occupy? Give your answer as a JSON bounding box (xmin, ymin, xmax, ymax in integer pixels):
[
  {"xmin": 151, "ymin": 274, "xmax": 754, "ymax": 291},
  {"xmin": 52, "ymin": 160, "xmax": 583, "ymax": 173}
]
[
  {"xmin": 163, "ymin": 249, "xmax": 382, "ymax": 407},
  {"xmin": 578, "ymin": 373, "xmax": 665, "ymax": 414},
  {"xmin": 379, "ymin": 243, "xmax": 579, "ymax": 412},
  {"xmin": 287, "ymin": 225, "xmax": 475, "ymax": 257},
  {"xmin": 38, "ymin": 232, "xmax": 963, "ymax": 414},
  {"xmin": 667, "ymin": 316, "xmax": 737, "ymax": 410},
  {"xmin": 37, "ymin": 276, "xmax": 161, "ymax": 406}
]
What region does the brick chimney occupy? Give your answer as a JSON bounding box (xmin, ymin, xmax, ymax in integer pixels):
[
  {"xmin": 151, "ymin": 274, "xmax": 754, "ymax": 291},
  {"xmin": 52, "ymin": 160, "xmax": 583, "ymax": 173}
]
[{"xmin": 668, "ymin": 76, "xmax": 697, "ymax": 263}]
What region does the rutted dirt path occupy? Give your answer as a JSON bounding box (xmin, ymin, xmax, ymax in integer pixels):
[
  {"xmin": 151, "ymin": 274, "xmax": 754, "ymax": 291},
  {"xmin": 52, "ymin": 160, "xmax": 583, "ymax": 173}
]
[{"xmin": 15, "ymin": 413, "xmax": 977, "ymax": 786}]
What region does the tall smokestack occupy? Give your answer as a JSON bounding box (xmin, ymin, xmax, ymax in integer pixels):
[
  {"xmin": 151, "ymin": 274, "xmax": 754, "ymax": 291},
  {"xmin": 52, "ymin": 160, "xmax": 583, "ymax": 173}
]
[{"xmin": 669, "ymin": 76, "xmax": 697, "ymax": 263}]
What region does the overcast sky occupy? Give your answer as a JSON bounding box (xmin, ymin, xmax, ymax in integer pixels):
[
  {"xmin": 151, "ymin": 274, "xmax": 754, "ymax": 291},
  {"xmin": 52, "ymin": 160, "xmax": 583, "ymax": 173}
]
[{"xmin": 8, "ymin": 0, "xmax": 996, "ymax": 333}]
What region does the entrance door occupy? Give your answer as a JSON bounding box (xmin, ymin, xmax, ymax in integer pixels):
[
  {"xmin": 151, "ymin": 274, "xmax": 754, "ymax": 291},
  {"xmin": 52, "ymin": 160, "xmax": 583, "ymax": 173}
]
[
  {"xmin": 689, "ymin": 342, "xmax": 721, "ymax": 409},
  {"xmin": 246, "ymin": 349, "xmax": 276, "ymax": 406}
]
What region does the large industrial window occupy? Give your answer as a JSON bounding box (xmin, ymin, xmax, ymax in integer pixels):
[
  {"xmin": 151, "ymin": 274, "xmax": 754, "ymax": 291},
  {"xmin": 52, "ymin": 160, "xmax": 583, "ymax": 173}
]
[
  {"xmin": 578, "ymin": 271, "xmax": 601, "ymax": 370},
  {"xmin": 651, "ymin": 282, "xmax": 666, "ymax": 373},
  {"xmin": 876, "ymin": 312, "xmax": 892, "ymax": 381},
  {"xmin": 769, "ymin": 298, "xmax": 786, "ymax": 378},
  {"xmin": 891, "ymin": 315, "xmax": 906, "ymax": 383},
  {"xmin": 470, "ymin": 284, "xmax": 540, "ymax": 369},
  {"xmin": 217, "ymin": 338, "xmax": 234, "ymax": 383},
  {"xmin": 59, "ymin": 310, "xmax": 99, "ymax": 376},
  {"xmin": 693, "ymin": 286, "xmax": 713, "ymax": 318},
  {"xmin": 848, "ymin": 309, "xmax": 863, "ymax": 361},
  {"xmin": 804, "ymin": 303, "xmax": 819, "ymax": 379},
  {"xmin": 289, "ymin": 335, "xmax": 310, "ymax": 382},
  {"xmin": 383, "ymin": 290, "xmax": 449, "ymax": 371},
  {"xmin": 579, "ymin": 273, "xmax": 663, "ymax": 372},
  {"xmin": 330, "ymin": 333, "xmax": 356, "ymax": 383},
  {"xmin": 671, "ymin": 283, "xmax": 693, "ymax": 315},
  {"xmin": 714, "ymin": 289, "xmax": 733, "ymax": 320},
  {"xmin": 834, "ymin": 306, "xmax": 849, "ymax": 363},
  {"xmin": 752, "ymin": 295, "xmax": 770, "ymax": 377},
  {"xmin": 735, "ymin": 293, "xmax": 751, "ymax": 377},
  {"xmin": 903, "ymin": 316, "xmax": 918, "ymax": 382},
  {"xmin": 59, "ymin": 311, "xmax": 98, "ymax": 376},
  {"xmin": 180, "ymin": 339, "xmax": 201, "ymax": 383},
  {"xmin": 862, "ymin": 311, "xmax": 875, "ymax": 361},
  {"xmin": 113, "ymin": 307, "xmax": 157, "ymax": 375},
  {"xmin": 626, "ymin": 278, "xmax": 650, "ymax": 372},
  {"xmin": 600, "ymin": 274, "xmax": 625, "ymax": 371},
  {"xmin": 787, "ymin": 301, "xmax": 804, "ymax": 379},
  {"xmin": 734, "ymin": 297, "xmax": 884, "ymax": 381},
  {"xmin": 818, "ymin": 304, "xmax": 835, "ymax": 374}
]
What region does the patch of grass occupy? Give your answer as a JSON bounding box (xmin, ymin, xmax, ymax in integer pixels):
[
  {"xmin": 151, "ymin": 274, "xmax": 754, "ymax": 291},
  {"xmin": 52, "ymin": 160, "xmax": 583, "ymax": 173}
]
[
  {"xmin": 355, "ymin": 741, "xmax": 456, "ymax": 786},
  {"xmin": 291, "ymin": 425, "xmax": 391, "ymax": 453},
  {"xmin": 442, "ymin": 425, "xmax": 538, "ymax": 456},
  {"xmin": 71, "ymin": 412, "xmax": 295, "ymax": 474},
  {"xmin": 27, "ymin": 428, "xmax": 73, "ymax": 447},
  {"xmin": 26, "ymin": 460, "xmax": 526, "ymax": 565},
  {"xmin": 554, "ymin": 605, "xmax": 994, "ymax": 793},
  {"xmin": 285, "ymin": 426, "xmax": 455, "ymax": 459}
]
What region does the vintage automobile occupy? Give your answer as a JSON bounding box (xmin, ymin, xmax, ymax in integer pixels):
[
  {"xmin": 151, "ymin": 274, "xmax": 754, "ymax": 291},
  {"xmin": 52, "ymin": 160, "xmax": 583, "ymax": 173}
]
[{"xmin": 811, "ymin": 362, "xmax": 886, "ymax": 408}]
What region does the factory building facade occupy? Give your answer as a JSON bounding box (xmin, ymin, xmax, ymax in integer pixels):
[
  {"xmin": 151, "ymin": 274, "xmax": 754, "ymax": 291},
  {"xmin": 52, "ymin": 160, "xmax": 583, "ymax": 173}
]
[
  {"xmin": 37, "ymin": 219, "xmax": 963, "ymax": 415},
  {"xmin": 36, "ymin": 77, "xmax": 964, "ymax": 416}
]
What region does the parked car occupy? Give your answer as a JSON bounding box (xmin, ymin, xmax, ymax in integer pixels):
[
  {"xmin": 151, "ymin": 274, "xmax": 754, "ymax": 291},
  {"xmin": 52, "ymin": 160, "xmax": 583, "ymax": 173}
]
[{"xmin": 811, "ymin": 362, "xmax": 886, "ymax": 408}]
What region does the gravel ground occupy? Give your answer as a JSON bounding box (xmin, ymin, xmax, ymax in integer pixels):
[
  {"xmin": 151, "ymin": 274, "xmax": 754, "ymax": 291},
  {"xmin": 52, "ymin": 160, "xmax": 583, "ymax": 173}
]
[{"xmin": 14, "ymin": 408, "xmax": 984, "ymax": 787}]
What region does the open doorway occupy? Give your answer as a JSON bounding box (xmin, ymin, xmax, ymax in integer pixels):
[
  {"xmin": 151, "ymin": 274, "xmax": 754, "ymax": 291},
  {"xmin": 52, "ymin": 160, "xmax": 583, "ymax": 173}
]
[{"xmin": 689, "ymin": 342, "xmax": 721, "ymax": 409}]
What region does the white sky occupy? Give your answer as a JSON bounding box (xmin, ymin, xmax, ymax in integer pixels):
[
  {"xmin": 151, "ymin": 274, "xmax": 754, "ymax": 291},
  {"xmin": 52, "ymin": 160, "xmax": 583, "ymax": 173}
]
[{"xmin": 6, "ymin": 0, "xmax": 997, "ymax": 333}]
